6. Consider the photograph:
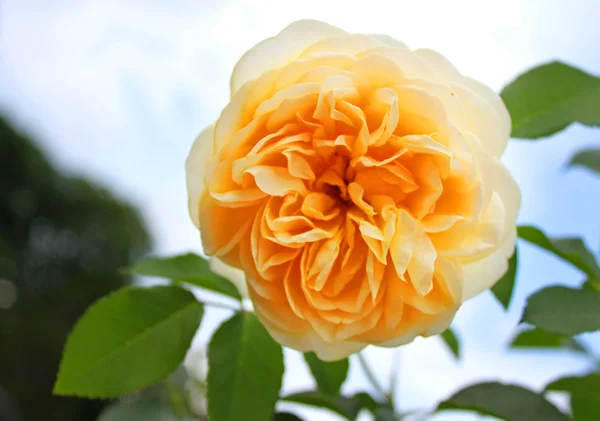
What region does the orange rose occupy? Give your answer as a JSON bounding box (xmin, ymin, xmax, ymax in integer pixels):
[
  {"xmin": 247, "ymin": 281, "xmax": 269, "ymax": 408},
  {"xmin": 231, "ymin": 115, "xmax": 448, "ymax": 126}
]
[{"xmin": 186, "ymin": 20, "xmax": 520, "ymax": 360}]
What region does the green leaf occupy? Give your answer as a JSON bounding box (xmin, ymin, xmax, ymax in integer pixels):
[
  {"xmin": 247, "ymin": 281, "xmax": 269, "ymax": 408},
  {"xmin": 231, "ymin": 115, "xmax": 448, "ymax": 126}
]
[
  {"xmin": 517, "ymin": 226, "xmax": 600, "ymax": 281},
  {"xmin": 522, "ymin": 286, "xmax": 600, "ymax": 335},
  {"xmin": 164, "ymin": 366, "xmax": 196, "ymax": 418},
  {"xmin": 98, "ymin": 399, "xmax": 183, "ymax": 421},
  {"xmin": 351, "ymin": 392, "xmax": 381, "ymax": 414},
  {"xmin": 282, "ymin": 391, "xmax": 361, "ymax": 420},
  {"xmin": 546, "ymin": 373, "xmax": 600, "ymax": 395},
  {"xmin": 374, "ymin": 407, "xmax": 398, "ymax": 421},
  {"xmin": 440, "ymin": 328, "xmax": 460, "ymax": 359},
  {"xmin": 546, "ymin": 374, "xmax": 600, "ymax": 421},
  {"xmin": 303, "ymin": 352, "xmax": 349, "ymax": 394},
  {"xmin": 54, "ymin": 286, "xmax": 203, "ymax": 397},
  {"xmin": 126, "ymin": 253, "xmax": 242, "ymax": 300},
  {"xmin": 569, "ymin": 148, "xmax": 600, "ymax": 175},
  {"xmin": 208, "ymin": 312, "xmax": 284, "ymax": 421},
  {"xmin": 350, "ymin": 392, "xmax": 394, "ymax": 417},
  {"xmin": 501, "ymin": 61, "xmax": 600, "ymax": 139},
  {"xmin": 510, "ymin": 328, "xmax": 587, "ymax": 353},
  {"xmin": 272, "ymin": 413, "xmax": 305, "ymax": 421},
  {"xmin": 583, "ymin": 280, "xmax": 600, "ymax": 294},
  {"xmin": 438, "ymin": 382, "xmax": 568, "ymax": 421},
  {"xmin": 571, "ymin": 396, "xmax": 600, "ymax": 421},
  {"xmin": 492, "ymin": 247, "xmax": 518, "ymax": 309}
]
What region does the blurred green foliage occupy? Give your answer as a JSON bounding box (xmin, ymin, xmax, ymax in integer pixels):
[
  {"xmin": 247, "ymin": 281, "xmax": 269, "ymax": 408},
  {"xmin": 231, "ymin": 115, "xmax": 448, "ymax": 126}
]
[{"xmin": 0, "ymin": 116, "xmax": 152, "ymax": 421}]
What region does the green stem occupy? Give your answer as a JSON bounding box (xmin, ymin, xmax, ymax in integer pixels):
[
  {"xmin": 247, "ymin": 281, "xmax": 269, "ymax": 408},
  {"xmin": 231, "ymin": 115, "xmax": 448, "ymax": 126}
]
[
  {"xmin": 357, "ymin": 352, "xmax": 394, "ymax": 408},
  {"xmin": 389, "ymin": 349, "xmax": 401, "ymax": 407},
  {"xmin": 588, "ymin": 279, "xmax": 600, "ymax": 292}
]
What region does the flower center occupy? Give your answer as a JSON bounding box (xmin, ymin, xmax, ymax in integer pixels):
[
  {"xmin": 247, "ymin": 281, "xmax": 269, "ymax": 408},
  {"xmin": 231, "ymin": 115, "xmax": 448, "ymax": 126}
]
[{"xmin": 316, "ymin": 153, "xmax": 354, "ymax": 204}]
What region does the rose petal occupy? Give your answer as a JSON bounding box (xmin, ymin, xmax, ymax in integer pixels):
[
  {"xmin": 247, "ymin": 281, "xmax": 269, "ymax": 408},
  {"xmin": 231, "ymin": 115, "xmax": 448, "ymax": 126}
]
[
  {"xmin": 407, "ymin": 228, "xmax": 437, "ymax": 296},
  {"xmin": 461, "ymin": 160, "xmax": 521, "ymax": 299},
  {"xmin": 230, "ymin": 20, "xmax": 346, "ymax": 97},
  {"xmin": 246, "ymin": 165, "xmax": 307, "ymax": 196},
  {"xmin": 186, "ymin": 125, "xmax": 215, "ymax": 228},
  {"xmin": 209, "ymin": 257, "xmax": 248, "ymax": 297}
]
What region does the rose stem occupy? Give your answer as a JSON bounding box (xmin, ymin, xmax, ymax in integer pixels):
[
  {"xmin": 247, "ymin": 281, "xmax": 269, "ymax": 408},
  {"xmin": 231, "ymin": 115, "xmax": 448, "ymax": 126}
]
[{"xmin": 357, "ymin": 352, "xmax": 395, "ymax": 409}]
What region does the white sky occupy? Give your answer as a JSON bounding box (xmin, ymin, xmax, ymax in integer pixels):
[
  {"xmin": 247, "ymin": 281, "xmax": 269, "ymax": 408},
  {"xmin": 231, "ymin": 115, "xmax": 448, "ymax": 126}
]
[{"xmin": 1, "ymin": 1, "xmax": 600, "ymax": 420}]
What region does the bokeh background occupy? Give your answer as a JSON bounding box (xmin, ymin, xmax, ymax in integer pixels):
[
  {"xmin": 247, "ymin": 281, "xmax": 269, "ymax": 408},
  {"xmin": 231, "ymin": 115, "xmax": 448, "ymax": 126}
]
[{"xmin": 1, "ymin": 0, "xmax": 599, "ymax": 420}]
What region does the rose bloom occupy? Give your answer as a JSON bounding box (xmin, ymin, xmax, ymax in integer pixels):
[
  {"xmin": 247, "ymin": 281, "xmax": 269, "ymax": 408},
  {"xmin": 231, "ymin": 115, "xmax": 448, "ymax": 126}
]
[{"xmin": 187, "ymin": 20, "xmax": 520, "ymax": 361}]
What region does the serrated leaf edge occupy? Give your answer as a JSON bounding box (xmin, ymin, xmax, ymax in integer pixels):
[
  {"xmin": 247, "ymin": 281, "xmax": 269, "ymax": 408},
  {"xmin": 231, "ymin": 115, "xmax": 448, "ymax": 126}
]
[{"xmin": 53, "ymin": 286, "xmax": 203, "ymax": 398}]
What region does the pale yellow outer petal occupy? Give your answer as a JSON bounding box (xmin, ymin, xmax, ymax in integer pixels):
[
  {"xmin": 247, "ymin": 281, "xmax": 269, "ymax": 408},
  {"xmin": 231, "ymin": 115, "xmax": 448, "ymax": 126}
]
[
  {"xmin": 461, "ymin": 77, "xmax": 511, "ymax": 153},
  {"xmin": 379, "ymin": 312, "xmax": 454, "ymax": 348},
  {"xmin": 416, "ymin": 48, "xmax": 512, "ymax": 157},
  {"xmin": 186, "ymin": 125, "xmax": 215, "ymax": 228},
  {"xmin": 461, "ymin": 160, "xmax": 521, "ymax": 300},
  {"xmin": 230, "ymin": 20, "xmax": 346, "ymax": 97},
  {"xmin": 414, "ymin": 49, "xmax": 461, "ymax": 80},
  {"xmin": 256, "ymin": 309, "xmax": 367, "ymax": 361},
  {"xmin": 209, "ymin": 257, "xmax": 248, "ymax": 298},
  {"xmin": 307, "ymin": 333, "xmax": 367, "ymax": 362},
  {"xmin": 449, "ymin": 80, "xmax": 511, "ymax": 157},
  {"xmin": 462, "ymin": 228, "xmax": 517, "ymax": 301},
  {"xmin": 367, "ymin": 34, "xmax": 409, "ymax": 49}
]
